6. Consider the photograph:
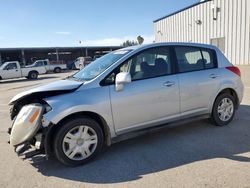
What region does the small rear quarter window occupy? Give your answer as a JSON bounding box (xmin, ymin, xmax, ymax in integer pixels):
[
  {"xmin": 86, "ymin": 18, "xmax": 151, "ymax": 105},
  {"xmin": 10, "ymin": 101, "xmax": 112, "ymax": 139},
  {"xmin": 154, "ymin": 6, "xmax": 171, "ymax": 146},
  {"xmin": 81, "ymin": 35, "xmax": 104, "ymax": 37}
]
[{"xmin": 201, "ymin": 49, "xmax": 216, "ymax": 69}]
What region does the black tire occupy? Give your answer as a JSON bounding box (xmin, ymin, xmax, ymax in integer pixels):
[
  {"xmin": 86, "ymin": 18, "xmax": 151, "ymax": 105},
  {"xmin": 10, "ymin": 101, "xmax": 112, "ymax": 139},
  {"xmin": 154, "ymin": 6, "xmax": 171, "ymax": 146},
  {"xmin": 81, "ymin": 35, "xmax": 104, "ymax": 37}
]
[
  {"xmin": 53, "ymin": 117, "xmax": 104, "ymax": 166},
  {"xmin": 27, "ymin": 71, "xmax": 38, "ymax": 79},
  {"xmin": 211, "ymin": 93, "xmax": 236, "ymax": 126},
  {"xmin": 54, "ymin": 67, "xmax": 61, "ymax": 73}
]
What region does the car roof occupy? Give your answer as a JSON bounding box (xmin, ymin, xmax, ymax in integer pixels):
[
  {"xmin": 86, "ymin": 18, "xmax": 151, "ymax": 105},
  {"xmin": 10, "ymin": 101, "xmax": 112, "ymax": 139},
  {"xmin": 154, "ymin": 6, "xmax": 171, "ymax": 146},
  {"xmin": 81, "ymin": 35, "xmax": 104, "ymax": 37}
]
[
  {"xmin": 3, "ymin": 61, "xmax": 19, "ymax": 63},
  {"xmin": 120, "ymin": 42, "xmax": 218, "ymax": 51}
]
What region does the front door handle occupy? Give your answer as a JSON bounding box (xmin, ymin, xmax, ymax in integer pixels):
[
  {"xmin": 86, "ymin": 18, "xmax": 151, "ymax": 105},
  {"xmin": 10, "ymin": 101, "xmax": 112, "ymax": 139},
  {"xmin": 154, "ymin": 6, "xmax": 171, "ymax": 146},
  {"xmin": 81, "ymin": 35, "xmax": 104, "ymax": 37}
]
[
  {"xmin": 209, "ymin": 74, "xmax": 220, "ymax": 79},
  {"xmin": 163, "ymin": 81, "xmax": 175, "ymax": 87}
]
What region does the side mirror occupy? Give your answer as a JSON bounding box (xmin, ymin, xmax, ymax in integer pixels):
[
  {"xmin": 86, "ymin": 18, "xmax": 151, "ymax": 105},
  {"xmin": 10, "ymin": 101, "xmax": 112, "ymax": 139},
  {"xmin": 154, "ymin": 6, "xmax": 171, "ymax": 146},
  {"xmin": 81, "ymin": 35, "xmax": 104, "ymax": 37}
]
[{"xmin": 115, "ymin": 72, "xmax": 131, "ymax": 91}]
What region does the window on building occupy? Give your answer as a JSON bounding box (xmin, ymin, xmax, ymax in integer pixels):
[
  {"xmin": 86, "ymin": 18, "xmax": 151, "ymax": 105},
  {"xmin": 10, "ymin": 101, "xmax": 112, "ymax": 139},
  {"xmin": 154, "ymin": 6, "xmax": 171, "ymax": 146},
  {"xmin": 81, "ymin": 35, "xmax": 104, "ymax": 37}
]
[{"xmin": 210, "ymin": 37, "xmax": 225, "ymax": 53}]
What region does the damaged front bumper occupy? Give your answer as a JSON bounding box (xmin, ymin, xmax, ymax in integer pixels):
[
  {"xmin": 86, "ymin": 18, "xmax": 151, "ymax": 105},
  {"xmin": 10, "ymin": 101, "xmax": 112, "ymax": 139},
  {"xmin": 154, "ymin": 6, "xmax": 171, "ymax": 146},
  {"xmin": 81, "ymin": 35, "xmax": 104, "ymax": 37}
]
[{"xmin": 8, "ymin": 103, "xmax": 53, "ymax": 159}]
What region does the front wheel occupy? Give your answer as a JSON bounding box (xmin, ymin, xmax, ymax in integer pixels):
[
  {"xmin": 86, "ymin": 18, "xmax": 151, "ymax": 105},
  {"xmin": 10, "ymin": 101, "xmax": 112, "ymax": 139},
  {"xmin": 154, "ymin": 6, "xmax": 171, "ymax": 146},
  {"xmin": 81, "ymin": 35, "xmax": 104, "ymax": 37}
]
[
  {"xmin": 211, "ymin": 93, "xmax": 236, "ymax": 126},
  {"xmin": 53, "ymin": 117, "xmax": 104, "ymax": 166}
]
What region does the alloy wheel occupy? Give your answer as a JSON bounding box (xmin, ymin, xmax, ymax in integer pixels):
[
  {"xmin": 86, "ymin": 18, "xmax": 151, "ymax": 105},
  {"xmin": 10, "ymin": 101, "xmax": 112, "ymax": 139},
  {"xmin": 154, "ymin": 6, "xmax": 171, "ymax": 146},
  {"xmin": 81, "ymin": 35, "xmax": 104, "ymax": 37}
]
[{"xmin": 217, "ymin": 98, "xmax": 234, "ymax": 122}]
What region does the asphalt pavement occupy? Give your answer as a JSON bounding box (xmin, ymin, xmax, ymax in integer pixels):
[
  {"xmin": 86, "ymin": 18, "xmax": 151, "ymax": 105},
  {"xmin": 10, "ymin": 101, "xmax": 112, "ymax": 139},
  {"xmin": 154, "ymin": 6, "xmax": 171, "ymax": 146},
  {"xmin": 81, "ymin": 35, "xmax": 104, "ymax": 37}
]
[{"xmin": 0, "ymin": 68, "xmax": 250, "ymax": 188}]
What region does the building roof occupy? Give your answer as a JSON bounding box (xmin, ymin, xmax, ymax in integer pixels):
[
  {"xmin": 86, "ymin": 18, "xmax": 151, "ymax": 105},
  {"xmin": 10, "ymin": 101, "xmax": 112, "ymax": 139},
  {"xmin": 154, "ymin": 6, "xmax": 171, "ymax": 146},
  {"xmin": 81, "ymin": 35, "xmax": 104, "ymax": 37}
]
[
  {"xmin": 0, "ymin": 46, "xmax": 121, "ymax": 51},
  {"xmin": 153, "ymin": 0, "xmax": 211, "ymax": 23}
]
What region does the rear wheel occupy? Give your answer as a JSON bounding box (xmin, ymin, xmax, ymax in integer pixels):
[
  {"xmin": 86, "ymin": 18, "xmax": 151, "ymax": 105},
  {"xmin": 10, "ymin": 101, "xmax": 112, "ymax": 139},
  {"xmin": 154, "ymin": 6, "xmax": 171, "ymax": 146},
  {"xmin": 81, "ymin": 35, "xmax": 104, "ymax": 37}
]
[
  {"xmin": 53, "ymin": 117, "xmax": 104, "ymax": 166},
  {"xmin": 211, "ymin": 93, "xmax": 236, "ymax": 126},
  {"xmin": 27, "ymin": 71, "xmax": 38, "ymax": 79},
  {"xmin": 54, "ymin": 67, "xmax": 61, "ymax": 73}
]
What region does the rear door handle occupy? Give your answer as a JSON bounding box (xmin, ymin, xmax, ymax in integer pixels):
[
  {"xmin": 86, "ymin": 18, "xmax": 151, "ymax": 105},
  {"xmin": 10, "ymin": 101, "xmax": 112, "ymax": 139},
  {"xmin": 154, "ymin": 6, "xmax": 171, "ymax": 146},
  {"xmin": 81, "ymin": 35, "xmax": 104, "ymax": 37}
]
[
  {"xmin": 209, "ymin": 74, "xmax": 220, "ymax": 79},
  {"xmin": 163, "ymin": 81, "xmax": 175, "ymax": 87}
]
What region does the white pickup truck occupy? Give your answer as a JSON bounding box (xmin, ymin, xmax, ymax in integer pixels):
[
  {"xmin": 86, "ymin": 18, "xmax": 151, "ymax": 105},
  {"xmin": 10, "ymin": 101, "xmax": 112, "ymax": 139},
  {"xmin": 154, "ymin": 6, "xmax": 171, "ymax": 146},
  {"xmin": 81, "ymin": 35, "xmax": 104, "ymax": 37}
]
[
  {"xmin": 27, "ymin": 60, "xmax": 67, "ymax": 73},
  {"xmin": 0, "ymin": 61, "xmax": 46, "ymax": 80},
  {"xmin": 73, "ymin": 57, "xmax": 92, "ymax": 70}
]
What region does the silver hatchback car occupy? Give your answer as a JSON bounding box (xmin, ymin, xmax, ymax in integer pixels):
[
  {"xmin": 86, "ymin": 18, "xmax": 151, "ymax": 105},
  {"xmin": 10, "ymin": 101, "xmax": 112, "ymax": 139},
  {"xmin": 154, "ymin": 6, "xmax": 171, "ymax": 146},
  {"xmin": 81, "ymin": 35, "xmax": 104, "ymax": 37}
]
[{"xmin": 8, "ymin": 43, "xmax": 244, "ymax": 166}]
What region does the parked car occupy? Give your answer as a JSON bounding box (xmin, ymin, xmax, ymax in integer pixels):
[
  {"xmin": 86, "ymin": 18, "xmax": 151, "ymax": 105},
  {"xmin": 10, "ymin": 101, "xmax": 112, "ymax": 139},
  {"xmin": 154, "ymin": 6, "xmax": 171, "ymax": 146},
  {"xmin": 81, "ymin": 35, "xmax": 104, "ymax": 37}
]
[
  {"xmin": 0, "ymin": 61, "xmax": 46, "ymax": 80},
  {"xmin": 8, "ymin": 43, "xmax": 244, "ymax": 166},
  {"xmin": 26, "ymin": 59, "xmax": 67, "ymax": 73},
  {"xmin": 73, "ymin": 56, "xmax": 92, "ymax": 70}
]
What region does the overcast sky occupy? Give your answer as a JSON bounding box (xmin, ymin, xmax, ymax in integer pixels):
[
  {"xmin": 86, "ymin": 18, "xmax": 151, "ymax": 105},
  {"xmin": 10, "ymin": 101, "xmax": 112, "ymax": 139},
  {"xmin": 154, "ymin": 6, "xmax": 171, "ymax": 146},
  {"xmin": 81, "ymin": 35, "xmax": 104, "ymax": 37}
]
[{"xmin": 0, "ymin": 0, "xmax": 198, "ymax": 47}]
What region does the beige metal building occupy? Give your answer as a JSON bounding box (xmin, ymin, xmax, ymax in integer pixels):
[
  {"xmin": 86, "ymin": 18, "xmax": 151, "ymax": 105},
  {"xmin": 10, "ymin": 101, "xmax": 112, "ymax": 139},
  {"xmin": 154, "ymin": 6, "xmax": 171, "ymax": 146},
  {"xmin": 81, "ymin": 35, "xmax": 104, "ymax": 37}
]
[{"xmin": 154, "ymin": 0, "xmax": 250, "ymax": 65}]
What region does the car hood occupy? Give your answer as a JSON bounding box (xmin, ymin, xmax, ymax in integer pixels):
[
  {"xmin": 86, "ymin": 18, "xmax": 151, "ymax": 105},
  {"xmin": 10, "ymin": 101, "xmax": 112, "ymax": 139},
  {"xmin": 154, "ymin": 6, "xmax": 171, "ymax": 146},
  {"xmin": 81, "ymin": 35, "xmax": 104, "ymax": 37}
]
[{"xmin": 9, "ymin": 79, "xmax": 83, "ymax": 105}]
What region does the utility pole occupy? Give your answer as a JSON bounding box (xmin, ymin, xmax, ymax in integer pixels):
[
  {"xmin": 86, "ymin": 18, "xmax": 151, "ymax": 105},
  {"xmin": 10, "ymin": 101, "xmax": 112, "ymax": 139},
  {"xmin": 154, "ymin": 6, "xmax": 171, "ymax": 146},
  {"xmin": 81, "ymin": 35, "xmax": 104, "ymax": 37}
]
[
  {"xmin": 56, "ymin": 48, "xmax": 59, "ymax": 61},
  {"xmin": 21, "ymin": 49, "xmax": 26, "ymax": 65}
]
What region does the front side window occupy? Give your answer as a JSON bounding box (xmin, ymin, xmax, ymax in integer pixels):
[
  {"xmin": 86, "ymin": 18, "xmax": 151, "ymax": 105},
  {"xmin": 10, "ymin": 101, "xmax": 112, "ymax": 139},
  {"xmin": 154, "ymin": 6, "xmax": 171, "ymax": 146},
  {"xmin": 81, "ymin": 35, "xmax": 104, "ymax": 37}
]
[
  {"xmin": 4, "ymin": 63, "xmax": 17, "ymax": 70},
  {"xmin": 36, "ymin": 61, "xmax": 44, "ymax": 66},
  {"xmin": 103, "ymin": 47, "xmax": 172, "ymax": 85}
]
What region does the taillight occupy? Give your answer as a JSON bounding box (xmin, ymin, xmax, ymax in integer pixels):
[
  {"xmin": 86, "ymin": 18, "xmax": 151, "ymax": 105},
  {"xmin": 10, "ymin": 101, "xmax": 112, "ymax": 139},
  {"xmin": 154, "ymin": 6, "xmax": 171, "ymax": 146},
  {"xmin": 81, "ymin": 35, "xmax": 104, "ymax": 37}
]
[{"xmin": 226, "ymin": 66, "xmax": 241, "ymax": 77}]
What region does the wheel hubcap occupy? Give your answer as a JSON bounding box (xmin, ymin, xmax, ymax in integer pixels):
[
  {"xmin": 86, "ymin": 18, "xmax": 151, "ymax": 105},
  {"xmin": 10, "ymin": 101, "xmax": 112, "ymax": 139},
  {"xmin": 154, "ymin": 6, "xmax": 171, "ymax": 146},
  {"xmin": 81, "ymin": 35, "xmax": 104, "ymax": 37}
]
[
  {"xmin": 217, "ymin": 98, "xmax": 234, "ymax": 122},
  {"xmin": 62, "ymin": 125, "xmax": 98, "ymax": 161}
]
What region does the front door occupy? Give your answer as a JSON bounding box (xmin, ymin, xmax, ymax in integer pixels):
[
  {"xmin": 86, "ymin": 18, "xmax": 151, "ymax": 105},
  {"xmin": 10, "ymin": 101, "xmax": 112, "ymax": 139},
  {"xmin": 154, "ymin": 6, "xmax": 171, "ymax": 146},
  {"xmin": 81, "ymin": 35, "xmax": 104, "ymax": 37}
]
[
  {"xmin": 2, "ymin": 62, "xmax": 21, "ymax": 79},
  {"xmin": 106, "ymin": 46, "xmax": 180, "ymax": 134}
]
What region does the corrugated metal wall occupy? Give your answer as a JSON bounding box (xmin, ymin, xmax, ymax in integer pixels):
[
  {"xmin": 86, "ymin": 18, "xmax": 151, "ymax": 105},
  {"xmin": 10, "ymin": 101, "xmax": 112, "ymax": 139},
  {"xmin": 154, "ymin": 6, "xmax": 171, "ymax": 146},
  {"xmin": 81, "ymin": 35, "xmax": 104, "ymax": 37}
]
[{"xmin": 154, "ymin": 0, "xmax": 250, "ymax": 65}]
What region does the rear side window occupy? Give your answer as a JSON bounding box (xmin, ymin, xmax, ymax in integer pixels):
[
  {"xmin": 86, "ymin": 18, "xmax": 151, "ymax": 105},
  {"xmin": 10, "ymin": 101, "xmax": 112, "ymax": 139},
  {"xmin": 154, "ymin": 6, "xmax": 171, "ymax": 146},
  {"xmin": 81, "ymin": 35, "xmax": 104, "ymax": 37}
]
[
  {"xmin": 201, "ymin": 49, "xmax": 215, "ymax": 69},
  {"xmin": 175, "ymin": 47, "xmax": 204, "ymax": 72},
  {"xmin": 175, "ymin": 47, "xmax": 216, "ymax": 73}
]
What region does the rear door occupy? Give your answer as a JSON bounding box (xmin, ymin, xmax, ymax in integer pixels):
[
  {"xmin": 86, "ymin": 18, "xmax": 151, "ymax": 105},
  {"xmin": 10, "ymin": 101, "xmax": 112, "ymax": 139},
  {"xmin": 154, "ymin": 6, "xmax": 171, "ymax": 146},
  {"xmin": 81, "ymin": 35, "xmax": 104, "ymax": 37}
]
[
  {"xmin": 103, "ymin": 46, "xmax": 180, "ymax": 134},
  {"xmin": 174, "ymin": 46, "xmax": 220, "ymax": 118}
]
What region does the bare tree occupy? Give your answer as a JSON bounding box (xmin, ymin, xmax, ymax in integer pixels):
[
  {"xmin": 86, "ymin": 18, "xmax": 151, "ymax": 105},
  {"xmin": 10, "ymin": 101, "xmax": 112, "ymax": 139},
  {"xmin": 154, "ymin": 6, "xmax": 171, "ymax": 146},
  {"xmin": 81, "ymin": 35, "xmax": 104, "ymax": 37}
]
[{"xmin": 121, "ymin": 40, "xmax": 138, "ymax": 47}]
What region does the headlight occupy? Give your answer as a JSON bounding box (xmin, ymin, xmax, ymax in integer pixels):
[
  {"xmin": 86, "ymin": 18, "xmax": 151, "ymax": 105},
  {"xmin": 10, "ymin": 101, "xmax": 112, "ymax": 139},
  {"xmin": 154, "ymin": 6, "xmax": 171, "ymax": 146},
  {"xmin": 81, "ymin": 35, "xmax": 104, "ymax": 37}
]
[{"xmin": 10, "ymin": 104, "xmax": 44, "ymax": 146}]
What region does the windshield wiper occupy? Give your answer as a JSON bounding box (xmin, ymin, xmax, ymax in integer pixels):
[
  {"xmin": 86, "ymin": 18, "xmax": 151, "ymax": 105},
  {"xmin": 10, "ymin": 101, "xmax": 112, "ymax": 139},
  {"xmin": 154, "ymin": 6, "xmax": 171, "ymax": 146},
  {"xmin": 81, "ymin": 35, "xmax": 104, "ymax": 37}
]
[
  {"xmin": 63, "ymin": 75, "xmax": 82, "ymax": 82},
  {"xmin": 72, "ymin": 77, "xmax": 86, "ymax": 82}
]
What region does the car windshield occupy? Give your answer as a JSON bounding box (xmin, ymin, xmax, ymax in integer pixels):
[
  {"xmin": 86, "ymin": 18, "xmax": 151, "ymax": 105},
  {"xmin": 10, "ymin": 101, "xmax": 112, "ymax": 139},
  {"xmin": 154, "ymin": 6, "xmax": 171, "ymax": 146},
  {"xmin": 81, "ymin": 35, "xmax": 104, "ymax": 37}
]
[{"xmin": 72, "ymin": 50, "xmax": 130, "ymax": 81}]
